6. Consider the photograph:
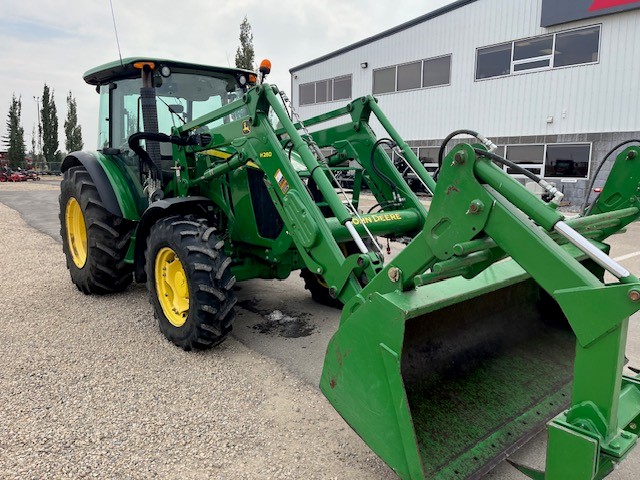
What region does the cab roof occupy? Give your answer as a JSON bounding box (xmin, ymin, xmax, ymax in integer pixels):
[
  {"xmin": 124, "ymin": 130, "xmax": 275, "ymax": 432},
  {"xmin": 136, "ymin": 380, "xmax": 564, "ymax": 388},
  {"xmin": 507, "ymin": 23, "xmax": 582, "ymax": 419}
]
[{"xmin": 83, "ymin": 57, "xmax": 255, "ymax": 85}]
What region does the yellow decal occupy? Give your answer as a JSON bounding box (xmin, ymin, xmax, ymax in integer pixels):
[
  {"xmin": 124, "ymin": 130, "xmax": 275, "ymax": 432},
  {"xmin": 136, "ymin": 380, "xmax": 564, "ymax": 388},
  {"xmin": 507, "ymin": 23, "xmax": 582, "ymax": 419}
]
[
  {"xmin": 242, "ymin": 120, "xmax": 251, "ymax": 135},
  {"xmin": 274, "ymin": 169, "xmax": 290, "ymax": 194},
  {"xmin": 259, "ymin": 151, "xmax": 273, "ymax": 159},
  {"xmin": 202, "ymin": 149, "xmax": 233, "ymax": 159},
  {"xmin": 352, "ymin": 213, "xmax": 403, "ymax": 226}
]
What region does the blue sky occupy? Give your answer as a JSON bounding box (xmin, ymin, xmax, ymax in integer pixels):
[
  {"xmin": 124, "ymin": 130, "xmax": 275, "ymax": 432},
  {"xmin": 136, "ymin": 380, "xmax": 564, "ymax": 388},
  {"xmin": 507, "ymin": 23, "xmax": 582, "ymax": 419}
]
[{"xmin": 0, "ymin": 0, "xmax": 450, "ymax": 152}]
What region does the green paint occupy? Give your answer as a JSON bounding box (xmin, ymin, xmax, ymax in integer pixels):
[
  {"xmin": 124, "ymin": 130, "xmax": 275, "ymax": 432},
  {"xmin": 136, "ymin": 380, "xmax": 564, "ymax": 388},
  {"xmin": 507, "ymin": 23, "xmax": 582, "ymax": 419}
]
[
  {"xmin": 94, "ymin": 151, "xmax": 146, "ymax": 220},
  {"xmin": 74, "ymin": 57, "xmax": 640, "ymax": 479}
]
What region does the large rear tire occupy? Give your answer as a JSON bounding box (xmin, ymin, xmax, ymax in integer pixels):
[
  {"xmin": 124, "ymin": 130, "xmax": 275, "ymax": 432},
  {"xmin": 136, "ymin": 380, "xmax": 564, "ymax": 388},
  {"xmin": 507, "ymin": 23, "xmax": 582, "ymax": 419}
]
[
  {"xmin": 145, "ymin": 215, "xmax": 237, "ymax": 350},
  {"xmin": 59, "ymin": 166, "xmax": 134, "ymax": 294}
]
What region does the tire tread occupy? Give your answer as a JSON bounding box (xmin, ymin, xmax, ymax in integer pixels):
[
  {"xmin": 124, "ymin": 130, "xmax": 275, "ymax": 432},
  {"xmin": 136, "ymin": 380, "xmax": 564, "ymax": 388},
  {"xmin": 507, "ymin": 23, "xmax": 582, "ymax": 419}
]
[
  {"xmin": 145, "ymin": 215, "xmax": 237, "ymax": 350},
  {"xmin": 59, "ymin": 166, "xmax": 134, "ymax": 295}
]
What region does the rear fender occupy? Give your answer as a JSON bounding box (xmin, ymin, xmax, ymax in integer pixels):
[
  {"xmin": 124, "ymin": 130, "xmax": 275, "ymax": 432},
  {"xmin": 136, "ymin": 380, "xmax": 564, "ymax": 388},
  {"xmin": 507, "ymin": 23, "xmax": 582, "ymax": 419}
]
[
  {"xmin": 61, "ymin": 151, "xmax": 143, "ymax": 221},
  {"xmin": 133, "ymin": 197, "xmax": 218, "ymax": 283}
]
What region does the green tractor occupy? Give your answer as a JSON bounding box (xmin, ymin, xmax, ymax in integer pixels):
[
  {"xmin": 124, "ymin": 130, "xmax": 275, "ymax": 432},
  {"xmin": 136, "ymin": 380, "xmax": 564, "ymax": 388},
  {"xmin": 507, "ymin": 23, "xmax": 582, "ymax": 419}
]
[{"xmin": 60, "ymin": 57, "xmax": 640, "ymax": 479}]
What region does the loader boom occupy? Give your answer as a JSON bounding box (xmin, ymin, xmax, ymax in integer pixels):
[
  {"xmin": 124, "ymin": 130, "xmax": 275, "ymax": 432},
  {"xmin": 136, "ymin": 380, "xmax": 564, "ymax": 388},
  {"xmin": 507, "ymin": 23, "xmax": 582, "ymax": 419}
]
[{"xmin": 167, "ymin": 83, "xmax": 640, "ymax": 478}]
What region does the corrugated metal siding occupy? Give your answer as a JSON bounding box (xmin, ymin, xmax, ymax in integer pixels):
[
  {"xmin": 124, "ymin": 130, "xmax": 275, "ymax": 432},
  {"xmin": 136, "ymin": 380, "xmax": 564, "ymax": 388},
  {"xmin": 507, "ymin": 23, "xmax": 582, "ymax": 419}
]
[{"xmin": 291, "ymin": 0, "xmax": 640, "ymax": 141}]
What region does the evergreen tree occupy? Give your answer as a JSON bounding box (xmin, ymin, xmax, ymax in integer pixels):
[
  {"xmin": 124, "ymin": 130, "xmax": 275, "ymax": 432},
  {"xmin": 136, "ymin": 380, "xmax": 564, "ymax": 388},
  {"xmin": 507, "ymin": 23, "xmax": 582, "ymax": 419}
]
[
  {"xmin": 3, "ymin": 94, "xmax": 26, "ymax": 169},
  {"xmin": 64, "ymin": 91, "xmax": 83, "ymax": 152},
  {"xmin": 41, "ymin": 84, "xmax": 59, "ymax": 166},
  {"xmin": 235, "ymin": 16, "xmax": 255, "ymax": 70}
]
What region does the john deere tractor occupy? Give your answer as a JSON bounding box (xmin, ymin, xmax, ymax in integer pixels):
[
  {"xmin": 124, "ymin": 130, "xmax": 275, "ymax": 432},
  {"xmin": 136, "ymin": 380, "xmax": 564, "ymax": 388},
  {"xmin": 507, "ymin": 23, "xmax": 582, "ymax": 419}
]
[{"xmin": 60, "ymin": 57, "xmax": 640, "ymax": 479}]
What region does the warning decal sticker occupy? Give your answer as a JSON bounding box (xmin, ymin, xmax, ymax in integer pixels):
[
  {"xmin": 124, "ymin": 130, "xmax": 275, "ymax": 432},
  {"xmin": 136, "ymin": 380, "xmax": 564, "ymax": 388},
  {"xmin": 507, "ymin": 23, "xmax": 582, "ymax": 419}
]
[{"xmin": 275, "ymin": 169, "xmax": 290, "ymax": 195}]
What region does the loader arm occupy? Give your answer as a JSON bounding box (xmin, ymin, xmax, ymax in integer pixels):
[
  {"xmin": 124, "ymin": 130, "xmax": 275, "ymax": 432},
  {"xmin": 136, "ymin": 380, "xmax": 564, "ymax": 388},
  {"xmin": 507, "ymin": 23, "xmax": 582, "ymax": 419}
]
[
  {"xmin": 170, "ymin": 83, "xmax": 640, "ymax": 479},
  {"xmin": 172, "ymin": 86, "xmax": 432, "ymax": 305}
]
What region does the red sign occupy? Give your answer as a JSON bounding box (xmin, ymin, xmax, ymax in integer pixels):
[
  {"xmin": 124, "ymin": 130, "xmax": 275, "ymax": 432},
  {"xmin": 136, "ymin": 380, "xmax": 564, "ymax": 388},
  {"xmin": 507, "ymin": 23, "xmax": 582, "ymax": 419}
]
[{"xmin": 590, "ymin": 0, "xmax": 640, "ymax": 11}]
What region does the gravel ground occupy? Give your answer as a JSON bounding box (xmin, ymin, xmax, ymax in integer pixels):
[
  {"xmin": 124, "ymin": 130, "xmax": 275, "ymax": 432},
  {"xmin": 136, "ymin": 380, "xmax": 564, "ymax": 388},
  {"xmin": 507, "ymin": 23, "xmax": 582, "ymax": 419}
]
[
  {"xmin": 2, "ymin": 180, "xmax": 639, "ymax": 479},
  {"xmin": 0, "ymin": 202, "xmax": 393, "ymax": 479}
]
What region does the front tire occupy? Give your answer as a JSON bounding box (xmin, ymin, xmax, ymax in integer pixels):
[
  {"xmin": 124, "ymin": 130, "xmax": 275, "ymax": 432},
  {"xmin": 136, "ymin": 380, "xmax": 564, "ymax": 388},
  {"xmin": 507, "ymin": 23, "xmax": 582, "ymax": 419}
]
[
  {"xmin": 300, "ymin": 238, "xmax": 383, "ymax": 309},
  {"xmin": 145, "ymin": 216, "xmax": 237, "ymax": 350},
  {"xmin": 300, "ymin": 268, "xmax": 343, "ymax": 309},
  {"xmin": 59, "ymin": 166, "xmax": 134, "ymax": 294}
]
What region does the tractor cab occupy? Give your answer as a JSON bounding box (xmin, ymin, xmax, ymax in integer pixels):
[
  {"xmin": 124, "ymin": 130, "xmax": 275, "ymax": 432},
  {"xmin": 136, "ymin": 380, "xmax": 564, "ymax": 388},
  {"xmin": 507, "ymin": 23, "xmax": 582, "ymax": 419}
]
[
  {"xmin": 84, "ymin": 58, "xmax": 257, "ymax": 200},
  {"xmin": 84, "ymin": 58, "xmax": 256, "ymax": 153}
]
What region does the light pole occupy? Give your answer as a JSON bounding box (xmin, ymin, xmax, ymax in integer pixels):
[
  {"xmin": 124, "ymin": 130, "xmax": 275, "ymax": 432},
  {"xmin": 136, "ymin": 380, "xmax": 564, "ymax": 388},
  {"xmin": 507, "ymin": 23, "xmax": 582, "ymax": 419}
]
[{"xmin": 33, "ymin": 96, "xmax": 42, "ymax": 170}]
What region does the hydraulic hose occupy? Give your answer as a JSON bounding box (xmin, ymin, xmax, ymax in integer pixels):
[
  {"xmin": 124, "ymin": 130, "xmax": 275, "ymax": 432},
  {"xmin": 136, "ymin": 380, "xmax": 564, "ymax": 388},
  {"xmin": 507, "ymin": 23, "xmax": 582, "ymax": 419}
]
[
  {"xmin": 128, "ymin": 132, "xmax": 164, "ymax": 180},
  {"xmin": 128, "ymin": 131, "xmax": 211, "ymax": 182},
  {"xmin": 370, "ymin": 138, "xmax": 400, "ymax": 200},
  {"xmin": 436, "ymin": 129, "xmax": 497, "ymax": 179},
  {"xmin": 474, "ymin": 149, "xmax": 541, "ymax": 183},
  {"xmin": 581, "ymin": 139, "xmax": 640, "ymax": 214},
  {"xmin": 474, "ymin": 148, "xmax": 563, "ymax": 204}
]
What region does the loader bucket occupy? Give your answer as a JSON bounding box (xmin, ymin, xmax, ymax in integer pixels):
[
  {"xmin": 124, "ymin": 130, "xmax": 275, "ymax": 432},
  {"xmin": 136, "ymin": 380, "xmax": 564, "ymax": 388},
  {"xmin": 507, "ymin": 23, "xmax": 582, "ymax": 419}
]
[{"xmin": 321, "ymin": 259, "xmax": 578, "ymax": 480}]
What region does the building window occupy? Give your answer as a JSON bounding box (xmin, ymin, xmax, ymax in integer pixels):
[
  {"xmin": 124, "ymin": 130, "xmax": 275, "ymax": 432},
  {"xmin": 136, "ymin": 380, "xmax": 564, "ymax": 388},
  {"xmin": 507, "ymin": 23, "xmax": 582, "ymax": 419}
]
[
  {"xmin": 373, "ymin": 66, "xmax": 396, "ymax": 94},
  {"xmin": 513, "ymin": 35, "xmax": 553, "ymax": 72},
  {"xmin": 423, "ymin": 55, "xmax": 451, "ymax": 88},
  {"xmin": 298, "ymin": 75, "xmax": 352, "ymax": 106},
  {"xmin": 373, "ymin": 54, "xmax": 451, "ymax": 95},
  {"xmin": 393, "ymin": 142, "xmax": 590, "ymax": 180},
  {"xmin": 497, "ymin": 143, "xmax": 590, "ymax": 179},
  {"xmin": 554, "ymin": 27, "xmax": 600, "ymax": 67},
  {"xmin": 333, "ymin": 76, "xmax": 352, "ymax": 100},
  {"xmin": 397, "ymin": 61, "xmax": 421, "ymax": 91},
  {"xmin": 476, "ymin": 25, "xmax": 600, "ymax": 80},
  {"xmin": 505, "ymin": 144, "xmax": 545, "ymax": 175},
  {"xmin": 476, "ymin": 43, "xmax": 511, "ymax": 80},
  {"xmin": 545, "ymin": 144, "xmax": 590, "ymax": 178},
  {"xmin": 299, "ymin": 83, "xmax": 315, "ymax": 106},
  {"xmin": 417, "ymin": 147, "xmax": 439, "ymax": 173},
  {"xmin": 316, "ymin": 80, "xmax": 329, "ymax": 103}
]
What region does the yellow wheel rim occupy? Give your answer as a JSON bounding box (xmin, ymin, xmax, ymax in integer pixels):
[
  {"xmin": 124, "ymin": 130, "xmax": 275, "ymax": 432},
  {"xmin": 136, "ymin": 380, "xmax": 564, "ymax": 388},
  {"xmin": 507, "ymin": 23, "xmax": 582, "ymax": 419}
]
[
  {"xmin": 155, "ymin": 247, "xmax": 189, "ymax": 327},
  {"xmin": 65, "ymin": 197, "xmax": 88, "ymax": 268}
]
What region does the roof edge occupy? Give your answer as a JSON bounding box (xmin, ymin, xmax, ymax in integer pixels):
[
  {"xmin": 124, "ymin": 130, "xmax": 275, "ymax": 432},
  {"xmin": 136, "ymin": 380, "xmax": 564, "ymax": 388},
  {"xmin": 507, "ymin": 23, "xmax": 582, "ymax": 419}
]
[
  {"xmin": 83, "ymin": 57, "xmax": 255, "ymax": 85},
  {"xmin": 289, "ymin": 0, "xmax": 479, "ymax": 73}
]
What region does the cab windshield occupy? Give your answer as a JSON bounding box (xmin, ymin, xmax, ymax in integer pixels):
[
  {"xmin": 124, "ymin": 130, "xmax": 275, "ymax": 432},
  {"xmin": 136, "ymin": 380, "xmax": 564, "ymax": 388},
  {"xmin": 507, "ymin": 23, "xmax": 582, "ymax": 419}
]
[{"xmin": 99, "ymin": 71, "xmax": 245, "ymax": 149}]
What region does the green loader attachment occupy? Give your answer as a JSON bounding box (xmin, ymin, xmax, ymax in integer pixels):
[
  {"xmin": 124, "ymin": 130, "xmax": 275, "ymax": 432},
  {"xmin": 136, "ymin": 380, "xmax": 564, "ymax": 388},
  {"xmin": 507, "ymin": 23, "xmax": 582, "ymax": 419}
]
[
  {"xmin": 255, "ymin": 90, "xmax": 640, "ymax": 479},
  {"xmin": 186, "ymin": 85, "xmax": 640, "ymax": 479},
  {"xmin": 62, "ymin": 58, "xmax": 640, "ymax": 480},
  {"xmin": 320, "ymin": 141, "xmax": 640, "ymax": 479}
]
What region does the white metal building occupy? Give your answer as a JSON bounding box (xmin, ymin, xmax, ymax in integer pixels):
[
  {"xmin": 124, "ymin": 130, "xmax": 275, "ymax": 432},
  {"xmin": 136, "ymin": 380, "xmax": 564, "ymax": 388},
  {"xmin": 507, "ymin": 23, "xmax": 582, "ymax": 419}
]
[{"xmin": 289, "ymin": 0, "xmax": 640, "ymax": 205}]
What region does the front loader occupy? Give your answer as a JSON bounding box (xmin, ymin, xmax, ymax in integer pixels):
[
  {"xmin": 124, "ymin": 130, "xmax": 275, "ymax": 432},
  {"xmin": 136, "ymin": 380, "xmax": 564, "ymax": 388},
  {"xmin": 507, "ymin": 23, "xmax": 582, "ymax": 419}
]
[{"xmin": 59, "ymin": 57, "xmax": 640, "ymax": 479}]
